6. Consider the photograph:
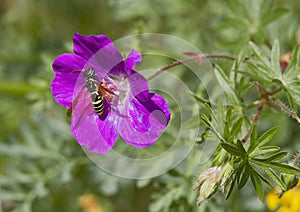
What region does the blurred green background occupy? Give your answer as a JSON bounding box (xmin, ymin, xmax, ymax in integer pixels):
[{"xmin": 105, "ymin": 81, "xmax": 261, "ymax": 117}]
[{"xmin": 1, "ymin": 0, "xmax": 300, "ymax": 211}]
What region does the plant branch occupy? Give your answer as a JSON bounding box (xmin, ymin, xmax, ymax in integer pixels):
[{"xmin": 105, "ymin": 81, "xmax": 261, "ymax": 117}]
[
  {"xmin": 242, "ymin": 98, "xmax": 266, "ymax": 143},
  {"xmin": 272, "ymin": 98, "xmax": 300, "ymax": 124},
  {"xmin": 147, "ymin": 55, "xmax": 201, "ymax": 81},
  {"xmin": 147, "ymin": 54, "xmax": 243, "ymax": 81}
]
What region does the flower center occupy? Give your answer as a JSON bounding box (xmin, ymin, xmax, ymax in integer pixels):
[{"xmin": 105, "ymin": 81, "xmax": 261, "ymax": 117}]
[{"xmin": 105, "ymin": 77, "xmax": 130, "ymax": 109}]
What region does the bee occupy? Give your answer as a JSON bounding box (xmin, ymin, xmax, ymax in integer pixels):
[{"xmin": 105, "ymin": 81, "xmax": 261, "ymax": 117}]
[{"xmin": 68, "ymin": 67, "xmax": 117, "ymax": 118}]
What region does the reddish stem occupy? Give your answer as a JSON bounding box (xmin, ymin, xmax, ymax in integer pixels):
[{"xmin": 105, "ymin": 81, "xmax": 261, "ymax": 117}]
[
  {"xmin": 147, "ymin": 54, "xmax": 237, "ymax": 81},
  {"xmin": 242, "ymin": 98, "xmax": 266, "ymax": 143}
]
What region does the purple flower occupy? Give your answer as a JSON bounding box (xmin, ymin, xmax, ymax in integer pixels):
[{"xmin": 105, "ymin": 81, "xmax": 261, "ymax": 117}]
[{"xmin": 51, "ymin": 33, "xmax": 170, "ymax": 154}]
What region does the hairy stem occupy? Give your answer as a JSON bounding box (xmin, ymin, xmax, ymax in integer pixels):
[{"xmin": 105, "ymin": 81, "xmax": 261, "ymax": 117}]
[
  {"xmin": 273, "ymin": 98, "xmax": 300, "ymax": 124},
  {"xmin": 292, "ymin": 152, "xmax": 300, "ymax": 166}
]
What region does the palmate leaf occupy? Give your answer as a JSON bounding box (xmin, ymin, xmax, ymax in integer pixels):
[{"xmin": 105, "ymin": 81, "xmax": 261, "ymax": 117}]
[
  {"xmin": 251, "ymin": 160, "xmax": 300, "ymax": 177},
  {"xmin": 261, "ymin": 8, "xmax": 289, "ymax": 26},
  {"xmin": 281, "ymin": 44, "xmax": 300, "ymax": 107},
  {"xmin": 239, "ymin": 67, "xmax": 272, "ymax": 85},
  {"xmin": 270, "ymin": 39, "xmax": 282, "ymax": 79},
  {"xmin": 285, "ymin": 83, "xmax": 300, "ymax": 109},
  {"xmin": 283, "ymin": 44, "xmax": 300, "ymax": 79},
  {"xmin": 200, "ymin": 102, "xmax": 228, "ymax": 143},
  {"xmin": 248, "ymin": 126, "xmax": 280, "ymax": 155},
  {"xmin": 248, "ymin": 40, "xmax": 285, "ymax": 84},
  {"xmin": 150, "ymin": 177, "xmax": 191, "ymax": 211},
  {"xmin": 0, "ymin": 115, "xmax": 84, "ymax": 211},
  {"xmin": 248, "ymin": 42, "xmax": 271, "ymax": 71},
  {"xmin": 214, "ymin": 64, "xmax": 240, "ymax": 105},
  {"xmin": 220, "ymin": 143, "xmax": 245, "ymax": 157},
  {"xmin": 251, "ymin": 160, "xmax": 287, "ymax": 191}
]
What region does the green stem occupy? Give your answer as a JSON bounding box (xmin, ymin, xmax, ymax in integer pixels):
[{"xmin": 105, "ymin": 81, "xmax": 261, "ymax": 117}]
[{"xmin": 0, "ymin": 82, "xmax": 41, "ymax": 96}]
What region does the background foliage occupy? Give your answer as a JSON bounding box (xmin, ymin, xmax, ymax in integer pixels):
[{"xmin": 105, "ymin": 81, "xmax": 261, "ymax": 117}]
[{"xmin": 1, "ymin": 0, "xmax": 300, "ymax": 211}]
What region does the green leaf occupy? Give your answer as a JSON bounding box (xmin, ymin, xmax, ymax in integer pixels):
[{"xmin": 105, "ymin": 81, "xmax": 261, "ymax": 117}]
[
  {"xmin": 230, "ymin": 118, "xmax": 243, "ymax": 137},
  {"xmin": 216, "ymin": 95, "xmax": 226, "ymax": 125},
  {"xmin": 204, "ymin": 103, "xmax": 213, "ymax": 115},
  {"xmin": 249, "ymin": 42, "xmax": 270, "ymax": 69},
  {"xmin": 253, "ymin": 152, "xmax": 287, "ymax": 163},
  {"xmin": 255, "ymin": 126, "xmax": 280, "ymax": 148},
  {"xmin": 236, "ymin": 140, "xmax": 246, "ymax": 155},
  {"xmin": 282, "ymin": 45, "xmax": 300, "ymax": 107},
  {"xmin": 225, "ymin": 177, "xmax": 236, "ymax": 200},
  {"xmin": 251, "ymin": 159, "xmax": 300, "ymax": 175},
  {"xmin": 223, "ymin": 105, "xmax": 232, "ymax": 140},
  {"xmin": 257, "ymin": 162, "xmax": 287, "ymax": 191},
  {"xmin": 270, "ymin": 39, "xmax": 282, "ymax": 79},
  {"xmin": 238, "ymin": 162, "xmax": 250, "ymax": 189},
  {"xmin": 226, "ymin": 107, "xmax": 232, "ymax": 121},
  {"xmin": 214, "ymin": 64, "xmax": 239, "ymax": 105},
  {"xmin": 223, "ymin": 124, "xmax": 230, "ymax": 141},
  {"xmin": 189, "ymin": 91, "xmax": 210, "ymax": 105},
  {"xmin": 238, "ymin": 76, "xmax": 254, "ymax": 97},
  {"xmin": 0, "ymin": 143, "xmax": 65, "ymax": 160},
  {"xmin": 0, "ymin": 190, "xmax": 26, "ymax": 201},
  {"xmin": 250, "ymin": 168, "xmax": 265, "ymax": 202},
  {"xmin": 284, "ymin": 44, "xmax": 300, "ymax": 78},
  {"xmin": 261, "ymin": 8, "xmax": 289, "ymax": 26},
  {"xmin": 220, "ymin": 143, "xmax": 244, "ymax": 157},
  {"xmin": 250, "ymin": 146, "xmax": 281, "ymax": 157},
  {"xmin": 149, "ymin": 186, "xmax": 183, "ymax": 212},
  {"xmin": 268, "ymin": 162, "xmax": 300, "ymax": 175},
  {"xmin": 200, "ymin": 114, "xmax": 212, "ymax": 128},
  {"xmin": 256, "ymin": 169, "xmax": 273, "ymax": 188},
  {"xmin": 239, "ymin": 67, "xmax": 272, "ymax": 84},
  {"xmin": 248, "ymin": 125, "xmax": 258, "ymax": 153},
  {"xmin": 236, "ymin": 162, "xmax": 245, "ymax": 182}
]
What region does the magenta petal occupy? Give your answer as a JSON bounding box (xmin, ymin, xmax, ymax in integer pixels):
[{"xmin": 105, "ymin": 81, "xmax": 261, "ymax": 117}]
[
  {"xmin": 51, "ymin": 53, "xmax": 86, "ymax": 108},
  {"xmin": 125, "ymin": 50, "xmax": 148, "ymax": 100},
  {"xmin": 73, "ymin": 33, "xmax": 113, "ymax": 61},
  {"xmin": 105, "ymin": 48, "xmax": 142, "ymax": 78},
  {"xmin": 125, "ymin": 49, "xmax": 142, "ymax": 72},
  {"xmin": 118, "ymin": 93, "xmax": 170, "ymax": 148},
  {"xmin": 70, "ymin": 88, "xmax": 118, "ymax": 154},
  {"xmin": 127, "ymin": 71, "xmax": 150, "ymax": 102},
  {"xmin": 86, "ymin": 42, "xmax": 125, "ymax": 78}
]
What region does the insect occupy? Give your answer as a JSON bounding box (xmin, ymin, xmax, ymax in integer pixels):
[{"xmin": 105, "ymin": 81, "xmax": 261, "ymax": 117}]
[{"xmin": 68, "ymin": 67, "xmax": 117, "ymax": 118}]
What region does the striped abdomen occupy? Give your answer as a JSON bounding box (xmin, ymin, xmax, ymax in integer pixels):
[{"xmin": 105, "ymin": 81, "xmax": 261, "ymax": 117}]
[{"xmin": 91, "ymin": 92, "xmax": 104, "ymax": 116}]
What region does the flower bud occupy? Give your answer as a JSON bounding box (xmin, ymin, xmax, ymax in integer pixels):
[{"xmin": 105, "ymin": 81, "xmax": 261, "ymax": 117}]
[{"xmin": 194, "ymin": 166, "xmax": 222, "ymax": 206}]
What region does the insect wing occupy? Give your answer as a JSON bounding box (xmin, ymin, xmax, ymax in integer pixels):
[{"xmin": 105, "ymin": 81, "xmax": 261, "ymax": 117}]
[
  {"xmin": 70, "ymin": 85, "xmax": 119, "ymax": 154},
  {"xmin": 71, "ymin": 86, "xmax": 94, "ymax": 130}
]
